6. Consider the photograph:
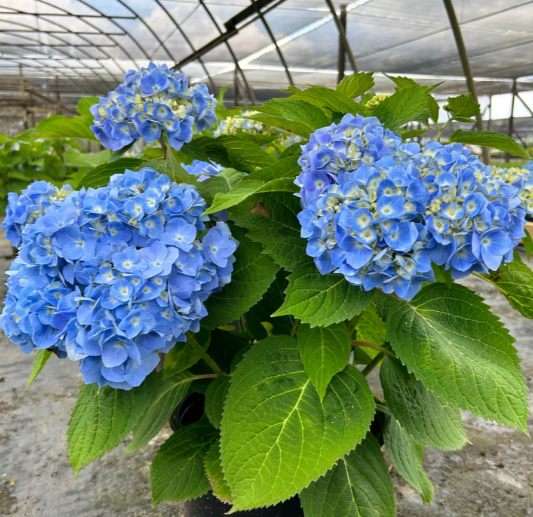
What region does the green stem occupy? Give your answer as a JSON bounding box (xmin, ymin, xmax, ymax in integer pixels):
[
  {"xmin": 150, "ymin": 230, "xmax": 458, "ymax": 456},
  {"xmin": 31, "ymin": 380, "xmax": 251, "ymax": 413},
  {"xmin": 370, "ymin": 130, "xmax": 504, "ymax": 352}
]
[
  {"xmin": 436, "ymin": 118, "xmax": 452, "ymax": 141},
  {"xmin": 188, "ymin": 339, "xmax": 225, "ymax": 376},
  {"xmin": 361, "ymin": 351, "xmax": 385, "ymax": 377},
  {"xmin": 240, "ymin": 315, "xmax": 247, "ymax": 334},
  {"xmin": 289, "ymin": 319, "xmax": 300, "ymax": 337},
  {"xmin": 159, "ymin": 134, "xmax": 168, "ymax": 160},
  {"xmin": 352, "ymin": 341, "xmax": 396, "ymax": 358}
]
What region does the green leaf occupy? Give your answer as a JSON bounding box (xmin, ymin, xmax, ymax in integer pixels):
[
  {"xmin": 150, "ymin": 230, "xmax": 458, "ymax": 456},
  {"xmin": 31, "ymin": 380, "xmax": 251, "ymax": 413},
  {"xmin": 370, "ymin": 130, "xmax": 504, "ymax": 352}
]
[
  {"xmin": 400, "ymin": 128, "xmax": 428, "ymax": 141},
  {"xmin": 272, "ymin": 266, "xmax": 374, "ymax": 327},
  {"xmin": 336, "ymin": 72, "xmax": 375, "ymax": 99},
  {"xmin": 30, "ymin": 114, "xmax": 98, "ymax": 141},
  {"xmin": 201, "ymin": 168, "xmax": 246, "ymax": 203},
  {"xmin": 77, "ymin": 96, "xmax": 98, "ymax": 117},
  {"xmin": 144, "ymin": 150, "xmax": 203, "ymax": 186},
  {"xmin": 380, "ymin": 356, "xmax": 467, "ymax": 450},
  {"xmin": 445, "ymin": 93, "xmax": 480, "ymax": 122},
  {"xmin": 21, "ymin": 349, "xmax": 53, "ymax": 395},
  {"xmin": 201, "ymin": 227, "xmax": 279, "ymax": 329},
  {"xmin": 243, "ymin": 113, "xmax": 314, "ymax": 140},
  {"xmin": 232, "ymin": 192, "xmax": 312, "ymax": 272},
  {"xmin": 286, "ymin": 86, "xmax": 369, "ymax": 117},
  {"xmin": 78, "ymin": 158, "xmax": 144, "ymax": 189},
  {"xmin": 150, "ymin": 421, "xmax": 217, "ymax": 505},
  {"xmin": 356, "ymin": 302, "xmax": 386, "ymax": 346},
  {"xmin": 67, "ymin": 374, "xmax": 155, "ymax": 475},
  {"xmin": 387, "ymin": 282, "xmax": 528, "ymax": 432},
  {"xmin": 384, "ymin": 417, "xmax": 434, "ymax": 504},
  {"xmin": 164, "ymin": 330, "xmax": 211, "ymax": 377},
  {"xmin": 373, "ymin": 85, "xmax": 431, "ymax": 131},
  {"xmin": 204, "ymin": 440, "xmax": 233, "ymax": 504},
  {"xmin": 523, "ymin": 230, "xmax": 533, "ymax": 261},
  {"xmin": 247, "ymin": 154, "xmax": 300, "ymax": 181},
  {"xmin": 125, "ymin": 371, "xmax": 195, "ymax": 453},
  {"xmin": 218, "ymin": 135, "xmax": 276, "ymax": 171},
  {"xmin": 481, "ymin": 251, "xmax": 533, "ymax": 319},
  {"xmin": 297, "ymin": 322, "xmax": 352, "ymax": 400},
  {"xmin": 427, "ymin": 95, "xmax": 440, "ymax": 124},
  {"xmin": 300, "ymin": 433, "xmax": 395, "ymax": 517},
  {"xmin": 205, "ymin": 376, "xmax": 231, "ymax": 429},
  {"xmin": 63, "ymin": 148, "xmax": 111, "ymax": 169},
  {"xmin": 220, "ymin": 335, "xmax": 375, "ymax": 510},
  {"xmin": 449, "ymin": 130, "xmax": 530, "ymax": 159},
  {"xmin": 204, "ymin": 177, "xmax": 297, "ymax": 214}
]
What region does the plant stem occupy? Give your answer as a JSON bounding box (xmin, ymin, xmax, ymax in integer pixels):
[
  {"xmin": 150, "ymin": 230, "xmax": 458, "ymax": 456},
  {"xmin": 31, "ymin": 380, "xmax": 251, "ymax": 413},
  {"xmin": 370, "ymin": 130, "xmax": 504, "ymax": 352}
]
[
  {"xmin": 289, "ymin": 319, "xmax": 300, "ymax": 337},
  {"xmin": 188, "ymin": 338, "xmax": 225, "ymax": 376},
  {"xmin": 348, "ymin": 313, "xmax": 363, "ymax": 334},
  {"xmin": 352, "ymin": 341, "xmax": 396, "ymax": 358},
  {"xmin": 361, "ymin": 351, "xmax": 385, "ymax": 377},
  {"xmin": 436, "ymin": 118, "xmax": 452, "ymax": 141},
  {"xmin": 159, "ymin": 134, "xmax": 168, "ymax": 160}
]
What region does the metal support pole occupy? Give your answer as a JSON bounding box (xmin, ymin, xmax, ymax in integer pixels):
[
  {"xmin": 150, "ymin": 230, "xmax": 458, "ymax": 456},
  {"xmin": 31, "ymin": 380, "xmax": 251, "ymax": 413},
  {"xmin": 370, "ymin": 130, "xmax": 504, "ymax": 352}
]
[
  {"xmin": 517, "ymin": 93, "xmax": 533, "ymax": 117},
  {"xmin": 234, "ymin": 68, "xmax": 239, "ymax": 107},
  {"xmin": 337, "ymin": 5, "xmax": 347, "ymax": 83},
  {"xmin": 55, "ymin": 76, "xmax": 61, "ymax": 115},
  {"xmin": 324, "ymin": 0, "xmax": 357, "ymax": 74},
  {"xmin": 506, "ymin": 78, "xmax": 517, "ymax": 163},
  {"xmin": 442, "ymin": 0, "xmax": 489, "ymax": 164},
  {"xmin": 487, "ymin": 95, "xmax": 492, "ymax": 131},
  {"xmin": 18, "ymin": 63, "xmax": 28, "ymax": 130}
]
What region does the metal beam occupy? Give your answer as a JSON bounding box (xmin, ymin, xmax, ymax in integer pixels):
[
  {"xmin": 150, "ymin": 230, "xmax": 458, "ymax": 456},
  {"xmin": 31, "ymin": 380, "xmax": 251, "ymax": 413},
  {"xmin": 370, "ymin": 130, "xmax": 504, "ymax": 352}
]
[
  {"xmin": 442, "ymin": 0, "xmax": 489, "ymax": 164},
  {"xmin": 337, "ymin": 5, "xmax": 347, "ymax": 84},
  {"xmin": 324, "ymin": 0, "xmax": 357, "ymax": 74},
  {"xmin": 506, "ymin": 78, "xmax": 517, "ymax": 162}
]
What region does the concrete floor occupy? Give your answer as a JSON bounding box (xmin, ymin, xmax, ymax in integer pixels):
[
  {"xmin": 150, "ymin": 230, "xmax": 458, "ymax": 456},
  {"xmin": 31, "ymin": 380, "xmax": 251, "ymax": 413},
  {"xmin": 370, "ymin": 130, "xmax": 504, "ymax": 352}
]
[{"xmin": 0, "ymin": 235, "xmax": 532, "ymax": 517}]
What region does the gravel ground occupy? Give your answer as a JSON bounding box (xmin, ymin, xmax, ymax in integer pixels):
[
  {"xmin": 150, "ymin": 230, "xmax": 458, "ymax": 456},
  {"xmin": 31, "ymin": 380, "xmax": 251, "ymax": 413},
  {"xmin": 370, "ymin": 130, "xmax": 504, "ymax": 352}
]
[{"xmin": 0, "ymin": 233, "xmax": 532, "ymax": 517}]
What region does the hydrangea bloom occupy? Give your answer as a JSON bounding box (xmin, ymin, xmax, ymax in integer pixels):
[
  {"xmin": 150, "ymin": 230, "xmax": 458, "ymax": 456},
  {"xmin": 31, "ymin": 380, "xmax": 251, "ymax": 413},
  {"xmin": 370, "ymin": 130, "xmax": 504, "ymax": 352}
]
[
  {"xmin": 182, "ymin": 159, "xmax": 223, "ymax": 182},
  {"xmin": 0, "ymin": 168, "xmax": 237, "ymax": 389},
  {"xmin": 487, "ymin": 164, "xmax": 533, "ymax": 215},
  {"xmin": 3, "ymin": 181, "xmax": 72, "ymax": 248},
  {"xmin": 90, "ymin": 63, "xmax": 217, "ymax": 152},
  {"xmin": 296, "ymin": 114, "xmax": 526, "ymax": 300}
]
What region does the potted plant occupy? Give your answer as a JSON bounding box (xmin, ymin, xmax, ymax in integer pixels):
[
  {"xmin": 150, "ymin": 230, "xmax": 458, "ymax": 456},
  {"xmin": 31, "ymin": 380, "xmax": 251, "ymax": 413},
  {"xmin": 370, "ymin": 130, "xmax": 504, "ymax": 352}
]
[{"xmin": 2, "ymin": 63, "xmax": 533, "ymax": 516}]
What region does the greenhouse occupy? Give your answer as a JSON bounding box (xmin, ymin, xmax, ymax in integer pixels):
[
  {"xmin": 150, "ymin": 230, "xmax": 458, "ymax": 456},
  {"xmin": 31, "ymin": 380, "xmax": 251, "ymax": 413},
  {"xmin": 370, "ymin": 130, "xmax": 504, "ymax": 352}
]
[{"xmin": 0, "ymin": 0, "xmax": 532, "ymax": 516}]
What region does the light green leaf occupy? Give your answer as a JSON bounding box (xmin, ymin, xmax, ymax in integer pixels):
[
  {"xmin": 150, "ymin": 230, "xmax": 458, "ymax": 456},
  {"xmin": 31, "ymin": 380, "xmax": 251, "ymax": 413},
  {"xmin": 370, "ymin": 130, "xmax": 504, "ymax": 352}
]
[
  {"xmin": 287, "ymin": 86, "xmax": 369, "ymax": 116},
  {"xmin": 380, "ymin": 356, "xmax": 467, "ymax": 450},
  {"xmin": 247, "ymin": 154, "xmax": 300, "ymax": 182},
  {"xmin": 204, "ymin": 177, "xmax": 297, "ymax": 215},
  {"xmin": 297, "ymin": 322, "xmax": 352, "ymax": 400},
  {"xmin": 201, "ymin": 168, "xmax": 246, "ymax": 203},
  {"xmin": 125, "ymin": 371, "xmax": 195, "ymax": 453},
  {"xmin": 445, "ymin": 93, "xmax": 480, "ymax": 122},
  {"xmin": 31, "ymin": 114, "xmax": 98, "ymax": 141},
  {"xmin": 77, "ymin": 96, "xmax": 99, "ymax": 116},
  {"xmin": 218, "ymin": 135, "xmax": 276, "ymax": 171},
  {"xmin": 387, "ymin": 283, "xmax": 528, "ymax": 432},
  {"xmin": 373, "ymin": 85, "xmax": 430, "ymax": 131},
  {"xmin": 220, "ymin": 335, "xmax": 375, "ymax": 510},
  {"xmin": 67, "ymin": 374, "xmax": 155, "ymax": 475},
  {"xmin": 201, "ymin": 227, "xmax": 279, "ymax": 329},
  {"xmin": 300, "ymin": 433, "xmax": 395, "ymax": 517},
  {"xmin": 336, "ymin": 72, "xmax": 375, "ymax": 99},
  {"xmin": 384, "ymin": 417, "xmax": 434, "ymax": 504},
  {"xmin": 523, "ymin": 231, "xmax": 533, "ymax": 261},
  {"xmin": 21, "ymin": 349, "xmax": 53, "ymax": 395},
  {"xmin": 205, "ymin": 440, "xmax": 233, "ymax": 504},
  {"xmin": 150, "ymin": 421, "xmax": 217, "ymax": 505},
  {"xmin": 449, "ymin": 130, "xmax": 530, "ymax": 160},
  {"xmin": 272, "ymin": 267, "xmax": 374, "ymax": 327},
  {"xmin": 205, "ymin": 376, "xmax": 231, "ymax": 429},
  {"xmin": 355, "ymin": 302, "xmax": 386, "ymax": 348},
  {"xmin": 481, "ymin": 251, "xmax": 533, "ymax": 319},
  {"xmin": 78, "ymin": 158, "xmax": 144, "ymax": 189},
  {"xmin": 63, "ymin": 148, "xmax": 111, "ymax": 169},
  {"xmin": 164, "ymin": 330, "xmax": 211, "ymax": 377},
  {"xmin": 232, "ymin": 192, "xmax": 312, "ymax": 272},
  {"xmin": 244, "ymin": 113, "xmax": 315, "ymax": 139},
  {"xmin": 400, "ymin": 128, "xmax": 428, "ymax": 141}
]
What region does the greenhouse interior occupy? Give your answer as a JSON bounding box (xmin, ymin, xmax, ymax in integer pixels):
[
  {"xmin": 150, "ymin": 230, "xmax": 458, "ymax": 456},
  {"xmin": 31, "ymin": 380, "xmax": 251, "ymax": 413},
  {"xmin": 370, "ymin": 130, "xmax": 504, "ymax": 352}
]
[{"xmin": 1, "ymin": 0, "xmax": 533, "ymax": 516}]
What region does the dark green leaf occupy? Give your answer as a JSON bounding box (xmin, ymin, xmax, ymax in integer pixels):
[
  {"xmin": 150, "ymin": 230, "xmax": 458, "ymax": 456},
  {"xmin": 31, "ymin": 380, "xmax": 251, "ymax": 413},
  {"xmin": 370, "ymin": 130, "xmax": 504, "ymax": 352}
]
[
  {"xmin": 300, "ymin": 433, "xmax": 395, "ymax": 517},
  {"xmin": 400, "ymin": 128, "xmax": 428, "ymax": 141},
  {"xmin": 201, "ymin": 227, "xmax": 279, "ymax": 329},
  {"xmin": 387, "ymin": 282, "xmax": 528, "ymax": 432},
  {"xmin": 150, "ymin": 421, "xmax": 217, "ymax": 504},
  {"xmin": 78, "ymin": 158, "xmax": 143, "ymax": 189},
  {"xmin": 220, "ymin": 336, "xmax": 375, "ymax": 510},
  {"xmin": 21, "ymin": 349, "xmax": 53, "ymax": 395},
  {"xmin": 449, "ymin": 130, "xmax": 530, "ymax": 160},
  {"xmin": 523, "ymin": 230, "xmax": 533, "ymax": 261},
  {"xmin": 336, "ymin": 72, "xmax": 375, "ymax": 99},
  {"xmin": 287, "ymin": 86, "xmax": 369, "ymax": 117},
  {"xmin": 445, "ymin": 93, "xmax": 480, "ymax": 122},
  {"xmin": 205, "ymin": 376, "xmax": 231, "ymax": 429},
  {"xmin": 201, "ymin": 168, "xmax": 246, "ymax": 203},
  {"xmin": 164, "ymin": 330, "xmax": 211, "ymax": 377},
  {"xmin": 381, "ymin": 356, "xmax": 467, "ymax": 450}
]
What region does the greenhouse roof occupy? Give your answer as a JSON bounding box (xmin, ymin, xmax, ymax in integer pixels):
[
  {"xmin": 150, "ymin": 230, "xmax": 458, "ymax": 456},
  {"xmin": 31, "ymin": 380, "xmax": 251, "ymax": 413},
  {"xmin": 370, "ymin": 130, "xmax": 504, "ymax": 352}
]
[{"xmin": 2, "ymin": 0, "xmax": 533, "ymax": 134}]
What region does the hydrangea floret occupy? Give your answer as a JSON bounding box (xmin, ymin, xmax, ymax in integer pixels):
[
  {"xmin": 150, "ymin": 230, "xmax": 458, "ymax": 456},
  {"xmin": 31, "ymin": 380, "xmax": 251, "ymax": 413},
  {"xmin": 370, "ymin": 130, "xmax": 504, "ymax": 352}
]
[
  {"xmin": 487, "ymin": 163, "xmax": 533, "ymax": 215},
  {"xmin": 90, "ymin": 63, "xmax": 217, "ymax": 151},
  {"xmin": 182, "ymin": 159, "xmax": 223, "ymax": 182},
  {"xmin": 2, "ymin": 180, "xmax": 72, "ymax": 248},
  {"xmin": 296, "ymin": 114, "xmax": 526, "ymax": 300},
  {"xmin": 0, "ymin": 168, "xmax": 237, "ymax": 389}
]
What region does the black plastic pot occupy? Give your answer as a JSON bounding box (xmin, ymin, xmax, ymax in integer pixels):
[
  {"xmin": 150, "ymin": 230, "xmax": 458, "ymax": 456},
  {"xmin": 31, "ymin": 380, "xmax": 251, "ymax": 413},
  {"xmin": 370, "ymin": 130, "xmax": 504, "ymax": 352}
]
[{"xmin": 170, "ymin": 393, "xmax": 305, "ymax": 517}]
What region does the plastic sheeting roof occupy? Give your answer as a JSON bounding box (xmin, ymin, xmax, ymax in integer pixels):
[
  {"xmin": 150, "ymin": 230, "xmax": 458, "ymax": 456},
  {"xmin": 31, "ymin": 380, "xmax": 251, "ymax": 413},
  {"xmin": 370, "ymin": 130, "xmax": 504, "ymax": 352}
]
[{"xmin": 1, "ymin": 0, "xmax": 533, "ymax": 128}]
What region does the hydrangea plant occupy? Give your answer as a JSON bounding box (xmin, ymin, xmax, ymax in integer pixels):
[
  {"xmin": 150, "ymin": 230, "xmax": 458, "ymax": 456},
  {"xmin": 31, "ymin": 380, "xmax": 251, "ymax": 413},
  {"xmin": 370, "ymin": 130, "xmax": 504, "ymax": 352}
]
[{"xmin": 4, "ymin": 69, "xmax": 533, "ymax": 516}]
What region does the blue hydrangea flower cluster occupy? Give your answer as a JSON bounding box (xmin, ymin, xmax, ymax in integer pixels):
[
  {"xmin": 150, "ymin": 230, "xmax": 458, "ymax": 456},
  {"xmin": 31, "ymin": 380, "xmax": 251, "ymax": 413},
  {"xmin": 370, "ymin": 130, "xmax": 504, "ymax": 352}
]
[
  {"xmin": 0, "ymin": 168, "xmax": 237, "ymax": 390},
  {"xmin": 296, "ymin": 114, "xmax": 526, "ymax": 300},
  {"xmin": 182, "ymin": 159, "xmax": 223, "ymax": 182},
  {"xmin": 487, "ymin": 164, "xmax": 533, "ymax": 215},
  {"xmin": 90, "ymin": 63, "xmax": 217, "ymax": 151},
  {"xmin": 2, "ymin": 181, "xmax": 72, "ymax": 248}
]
